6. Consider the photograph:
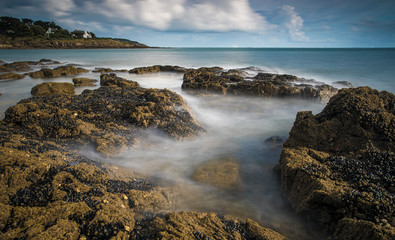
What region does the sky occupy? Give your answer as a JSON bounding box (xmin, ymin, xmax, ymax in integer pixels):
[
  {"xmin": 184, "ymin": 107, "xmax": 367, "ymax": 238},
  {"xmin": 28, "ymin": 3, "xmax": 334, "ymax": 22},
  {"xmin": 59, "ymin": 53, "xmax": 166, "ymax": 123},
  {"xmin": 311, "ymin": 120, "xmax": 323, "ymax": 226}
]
[{"xmin": 1, "ymin": 0, "xmax": 395, "ymax": 47}]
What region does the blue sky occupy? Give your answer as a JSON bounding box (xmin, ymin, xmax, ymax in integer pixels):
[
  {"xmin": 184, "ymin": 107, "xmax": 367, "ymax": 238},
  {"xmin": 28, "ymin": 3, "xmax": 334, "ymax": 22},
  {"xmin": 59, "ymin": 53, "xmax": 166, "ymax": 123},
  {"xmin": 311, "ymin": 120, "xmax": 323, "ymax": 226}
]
[{"xmin": 1, "ymin": 0, "xmax": 395, "ymax": 47}]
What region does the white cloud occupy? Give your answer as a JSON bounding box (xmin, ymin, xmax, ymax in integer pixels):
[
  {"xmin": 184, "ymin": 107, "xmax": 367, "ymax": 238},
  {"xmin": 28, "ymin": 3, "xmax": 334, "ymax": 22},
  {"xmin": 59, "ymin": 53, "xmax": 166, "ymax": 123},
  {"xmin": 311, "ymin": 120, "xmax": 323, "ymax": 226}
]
[
  {"xmin": 85, "ymin": 0, "xmax": 268, "ymax": 32},
  {"xmin": 280, "ymin": 5, "xmax": 309, "ymax": 41},
  {"xmin": 182, "ymin": 0, "xmax": 267, "ymax": 32},
  {"xmin": 322, "ymin": 25, "xmax": 331, "ymax": 30},
  {"xmin": 45, "ymin": 0, "xmax": 75, "ymax": 17}
]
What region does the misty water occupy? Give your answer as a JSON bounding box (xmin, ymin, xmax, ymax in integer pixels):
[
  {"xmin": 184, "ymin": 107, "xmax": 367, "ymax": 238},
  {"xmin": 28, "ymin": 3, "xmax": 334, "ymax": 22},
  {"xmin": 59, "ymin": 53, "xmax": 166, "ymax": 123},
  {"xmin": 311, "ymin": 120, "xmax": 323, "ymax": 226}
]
[{"xmin": 2, "ymin": 48, "xmax": 394, "ymax": 239}]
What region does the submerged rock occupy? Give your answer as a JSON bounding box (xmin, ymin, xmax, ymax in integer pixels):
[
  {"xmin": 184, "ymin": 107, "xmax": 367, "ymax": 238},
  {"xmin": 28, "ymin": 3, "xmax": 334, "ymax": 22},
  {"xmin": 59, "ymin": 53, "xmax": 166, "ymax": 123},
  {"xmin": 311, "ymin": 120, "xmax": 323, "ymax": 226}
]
[
  {"xmin": 5, "ymin": 73, "xmax": 204, "ymax": 156},
  {"xmin": 182, "ymin": 68, "xmax": 338, "ymax": 102},
  {"xmin": 193, "ymin": 157, "xmax": 240, "ymax": 189},
  {"xmin": 72, "ymin": 78, "xmax": 98, "ymax": 87},
  {"xmin": 31, "ymin": 82, "xmax": 75, "ymax": 96},
  {"xmin": 0, "ymin": 72, "xmax": 25, "ymax": 80},
  {"xmin": 28, "ymin": 65, "xmax": 89, "ymax": 78},
  {"xmin": 129, "ymin": 65, "xmax": 188, "ymax": 74},
  {"xmin": 279, "ymin": 87, "xmax": 395, "ymax": 239}
]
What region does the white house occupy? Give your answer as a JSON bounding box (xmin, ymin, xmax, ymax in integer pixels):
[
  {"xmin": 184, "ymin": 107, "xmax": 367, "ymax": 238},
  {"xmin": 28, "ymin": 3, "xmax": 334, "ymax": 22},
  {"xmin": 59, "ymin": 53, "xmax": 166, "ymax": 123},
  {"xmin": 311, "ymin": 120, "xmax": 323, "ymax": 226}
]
[{"xmin": 82, "ymin": 31, "xmax": 92, "ymax": 39}]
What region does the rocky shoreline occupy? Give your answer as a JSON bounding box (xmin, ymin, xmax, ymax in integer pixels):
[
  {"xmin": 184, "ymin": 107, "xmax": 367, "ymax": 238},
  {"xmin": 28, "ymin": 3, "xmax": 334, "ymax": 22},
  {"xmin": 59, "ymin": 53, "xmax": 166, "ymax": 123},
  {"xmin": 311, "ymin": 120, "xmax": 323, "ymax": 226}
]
[{"xmin": 0, "ymin": 61, "xmax": 393, "ymax": 239}]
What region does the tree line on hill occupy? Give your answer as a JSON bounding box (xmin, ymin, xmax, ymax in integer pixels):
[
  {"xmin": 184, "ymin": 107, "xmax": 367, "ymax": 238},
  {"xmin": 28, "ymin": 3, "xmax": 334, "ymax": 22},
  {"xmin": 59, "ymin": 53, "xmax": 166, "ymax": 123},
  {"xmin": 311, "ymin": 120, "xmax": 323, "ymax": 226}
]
[{"xmin": 0, "ymin": 16, "xmax": 96, "ymax": 39}]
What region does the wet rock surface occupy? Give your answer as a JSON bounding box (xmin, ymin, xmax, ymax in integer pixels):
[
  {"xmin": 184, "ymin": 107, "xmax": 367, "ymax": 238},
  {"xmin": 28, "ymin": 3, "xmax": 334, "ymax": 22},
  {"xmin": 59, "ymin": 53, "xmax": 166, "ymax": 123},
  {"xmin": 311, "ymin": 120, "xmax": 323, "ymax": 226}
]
[
  {"xmin": 0, "ymin": 73, "xmax": 25, "ymax": 80},
  {"xmin": 31, "ymin": 82, "xmax": 75, "ymax": 96},
  {"xmin": 28, "ymin": 65, "xmax": 89, "ymax": 78},
  {"xmin": 279, "ymin": 87, "xmax": 395, "ymax": 239},
  {"xmin": 129, "ymin": 65, "xmax": 189, "ymax": 74},
  {"xmin": 72, "ymin": 78, "xmax": 98, "ymax": 87},
  {"xmin": 182, "ymin": 67, "xmax": 339, "ymax": 101}
]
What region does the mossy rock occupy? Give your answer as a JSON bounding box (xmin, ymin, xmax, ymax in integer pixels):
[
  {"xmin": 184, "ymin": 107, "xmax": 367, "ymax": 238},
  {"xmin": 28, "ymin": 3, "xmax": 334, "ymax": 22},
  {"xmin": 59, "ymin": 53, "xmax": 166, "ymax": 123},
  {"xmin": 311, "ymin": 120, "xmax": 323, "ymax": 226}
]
[
  {"xmin": 0, "ymin": 72, "xmax": 25, "ymax": 80},
  {"xmin": 31, "ymin": 82, "xmax": 75, "ymax": 96},
  {"xmin": 279, "ymin": 87, "xmax": 395, "ymax": 239},
  {"xmin": 72, "ymin": 78, "xmax": 97, "ymax": 87}
]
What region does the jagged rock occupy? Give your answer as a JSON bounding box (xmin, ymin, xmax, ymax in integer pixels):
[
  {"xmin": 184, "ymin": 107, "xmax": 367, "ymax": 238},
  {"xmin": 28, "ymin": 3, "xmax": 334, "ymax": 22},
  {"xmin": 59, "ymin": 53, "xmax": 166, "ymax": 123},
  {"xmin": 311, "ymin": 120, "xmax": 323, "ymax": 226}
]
[
  {"xmin": 31, "ymin": 82, "xmax": 75, "ymax": 96},
  {"xmin": 182, "ymin": 68, "xmax": 338, "ymax": 101},
  {"xmin": 6, "ymin": 73, "xmax": 204, "ymax": 156},
  {"xmin": 72, "ymin": 78, "xmax": 97, "ymax": 87},
  {"xmin": 193, "ymin": 157, "xmax": 240, "ymax": 189},
  {"xmin": 28, "ymin": 65, "xmax": 89, "ymax": 78},
  {"xmin": 129, "ymin": 65, "xmax": 188, "ymax": 74},
  {"xmin": 279, "ymin": 87, "xmax": 395, "ymax": 240},
  {"xmin": 92, "ymin": 68, "xmax": 128, "ymax": 73},
  {"xmin": 100, "ymin": 73, "xmax": 140, "ymax": 88},
  {"xmin": 0, "ymin": 72, "xmax": 25, "ymax": 80},
  {"xmin": 132, "ymin": 211, "xmax": 287, "ymax": 240}
]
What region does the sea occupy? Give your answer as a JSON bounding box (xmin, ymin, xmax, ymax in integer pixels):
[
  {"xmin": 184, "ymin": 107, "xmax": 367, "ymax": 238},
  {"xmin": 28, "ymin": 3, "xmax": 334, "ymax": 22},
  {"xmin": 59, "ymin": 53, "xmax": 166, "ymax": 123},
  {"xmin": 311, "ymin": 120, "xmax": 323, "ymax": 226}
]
[{"xmin": 0, "ymin": 48, "xmax": 394, "ymax": 239}]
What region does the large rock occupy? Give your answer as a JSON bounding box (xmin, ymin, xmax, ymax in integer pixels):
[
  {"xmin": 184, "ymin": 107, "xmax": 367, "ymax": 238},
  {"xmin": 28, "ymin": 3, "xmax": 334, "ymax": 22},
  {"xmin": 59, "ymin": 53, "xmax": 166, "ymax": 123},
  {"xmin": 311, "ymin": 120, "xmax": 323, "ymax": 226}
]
[
  {"xmin": 31, "ymin": 82, "xmax": 75, "ymax": 96},
  {"xmin": 193, "ymin": 157, "xmax": 240, "ymax": 189},
  {"xmin": 29, "ymin": 65, "xmax": 89, "ymax": 78},
  {"xmin": 132, "ymin": 211, "xmax": 287, "ymax": 240},
  {"xmin": 129, "ymin": 65, "xmax": 188, "ymax": 74},
  {"xmin": 6, "ymin": 73, "xmax": 204, "ymax": 156},
  {"xmin": 0, "ymin": 72, "xmax": 25, "ymax": 80},
  {"xmin": 279, "ymin": 87, "xmax": 395, "ymax": 239},
  {"xmin": 182, "ymin": 68, "xmax": 338, "ymax": 101}
]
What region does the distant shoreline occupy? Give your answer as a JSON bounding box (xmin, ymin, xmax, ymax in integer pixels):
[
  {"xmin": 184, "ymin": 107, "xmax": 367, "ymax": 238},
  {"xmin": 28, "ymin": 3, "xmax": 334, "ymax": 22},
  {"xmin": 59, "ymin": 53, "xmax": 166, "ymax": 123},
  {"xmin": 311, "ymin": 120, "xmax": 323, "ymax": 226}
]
[{"xmin": 0, "ymin": 36, "xmax": 152, "ymax": 49}]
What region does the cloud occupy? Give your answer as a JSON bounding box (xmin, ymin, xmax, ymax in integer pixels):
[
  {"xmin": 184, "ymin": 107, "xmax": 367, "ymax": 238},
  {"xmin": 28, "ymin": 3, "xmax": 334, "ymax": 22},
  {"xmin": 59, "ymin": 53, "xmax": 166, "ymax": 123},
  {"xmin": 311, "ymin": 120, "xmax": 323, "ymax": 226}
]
[
  {"xmin": 181, "ymin": 0, "xmax": 267, "ymax": 32},
  {"xmin": 85, "ymin": 0, "xmax": 269, "ymax": 32},
  {"xmin": 279, "ymin": 5, "xmax": 309, "ymax": 41},
  {"xmin": 353, "ymin": 18, "xmax": 395, "ymax": 31},
  {"xmin": 44, "ymin": 0, "xmax": 75, "ymax": 17},
  {"xmin": 322, "ymin": 25, "xmax": 331, "ymax": 30}
]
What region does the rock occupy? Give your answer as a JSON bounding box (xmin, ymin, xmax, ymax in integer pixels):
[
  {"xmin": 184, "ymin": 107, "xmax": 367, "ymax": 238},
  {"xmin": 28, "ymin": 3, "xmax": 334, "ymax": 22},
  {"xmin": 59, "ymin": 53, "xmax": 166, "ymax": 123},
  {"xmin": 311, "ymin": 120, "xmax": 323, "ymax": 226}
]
[
  {"xmin": 0, "ymin": 59, "xmax": 60, "ymax": 73},
  {"xmin": 31, "ymin": 82, "xmax": 75, "ymax": 96},
  {"xmin": 29, "ymin": 65, "xmax": 89, "ymax": 78},
  {"xmin": 92, "ymin": 68, "xmax": 128, "ymax": 73},
  {"xmin": 246, "ymin": 219, "xmax": 287, "ymax": 240},
  {"xmin": 100, "ymin": 73, "xmax": 140, "ymax": 88},
  {"xmin": 193, "ymin": 157, "xmax": 240, "ymax": 189},
  {"xmin": 129, "ymin": 65, "xmax": 188, "ymax": 74},
  {"xmin": 279, "ymin": 87, "xmax": 395, "ymax": 239},
  {"xmin": 0, "ymin": 72, "xmax": 25, "ymax": 80},
  {"xmin": 72, "ymin": 78, "xmax": 98, "ymax": 87},
  {"xmin": 6, "ymin": 73, "xmax": 204, "ymax": 156},
  {"xmin": 132, "ymin": 211, "xmax": 287, "ymax": 240},
  {"xmin": 182, "ymin": 68, "xmax": 338, "ymax": 101},
  {"xmin": 264, "ymin": 136, "xmax": 286, "ymax": 149},
  {"xmin": 333, "ymin": 81, "xmax": 354, "ymax": 88}
]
